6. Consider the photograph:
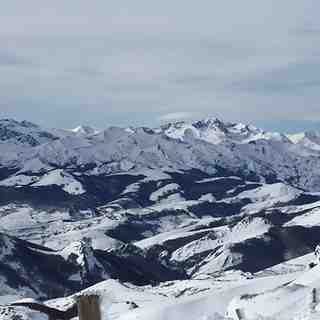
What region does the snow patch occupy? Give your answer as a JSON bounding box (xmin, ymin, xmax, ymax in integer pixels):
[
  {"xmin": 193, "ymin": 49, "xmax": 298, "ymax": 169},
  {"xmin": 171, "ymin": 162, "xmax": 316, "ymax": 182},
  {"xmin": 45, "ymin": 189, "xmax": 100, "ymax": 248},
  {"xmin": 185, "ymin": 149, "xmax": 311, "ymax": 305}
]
[
  {"xmin": 32, "ymin": 169, "xmax": 85, "ymax": 195},
  {"xmin": 0, "ymin": 174, "xmax": 40, "ymax": 187}
]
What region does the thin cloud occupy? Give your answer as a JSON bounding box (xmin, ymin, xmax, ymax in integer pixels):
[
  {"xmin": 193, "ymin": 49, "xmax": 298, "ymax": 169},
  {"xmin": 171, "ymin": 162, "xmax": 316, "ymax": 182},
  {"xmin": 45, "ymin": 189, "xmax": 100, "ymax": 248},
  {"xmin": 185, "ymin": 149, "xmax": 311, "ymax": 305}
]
[{"xmin": 158, "ymin": 112, "xmax": 202, "ymax": 123}]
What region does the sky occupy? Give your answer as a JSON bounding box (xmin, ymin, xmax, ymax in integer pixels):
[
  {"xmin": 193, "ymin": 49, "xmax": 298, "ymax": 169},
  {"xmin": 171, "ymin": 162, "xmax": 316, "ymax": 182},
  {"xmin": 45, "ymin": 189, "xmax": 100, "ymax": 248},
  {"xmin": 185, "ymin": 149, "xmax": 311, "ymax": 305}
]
[{"xmin": 1, "ymin": 1, "xmax": 320, "ymax": 132}]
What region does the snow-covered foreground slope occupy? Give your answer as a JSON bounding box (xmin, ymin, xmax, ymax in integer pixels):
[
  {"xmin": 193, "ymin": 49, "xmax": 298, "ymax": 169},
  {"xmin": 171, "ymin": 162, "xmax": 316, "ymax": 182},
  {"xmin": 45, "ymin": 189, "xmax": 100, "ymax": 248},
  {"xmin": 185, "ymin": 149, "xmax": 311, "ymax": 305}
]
[
  {"xmin": 33, "ymin": 252, "xmax": 319, "ymax": 320},
  {"xmin": 2, "ymin": 253, "xmax": 316, "ymax": 320}
]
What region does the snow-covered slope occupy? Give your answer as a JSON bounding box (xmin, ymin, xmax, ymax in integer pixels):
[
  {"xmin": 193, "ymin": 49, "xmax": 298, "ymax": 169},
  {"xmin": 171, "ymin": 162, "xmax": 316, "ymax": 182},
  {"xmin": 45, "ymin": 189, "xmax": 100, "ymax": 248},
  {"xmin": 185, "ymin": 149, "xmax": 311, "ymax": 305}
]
[
  {"xmin": 3, "ymin": 251, "xmax": 315, "ymax": 320},
  {"xmin": 32, "ymin": 169, "xmax": 85, "ymax": 195}
]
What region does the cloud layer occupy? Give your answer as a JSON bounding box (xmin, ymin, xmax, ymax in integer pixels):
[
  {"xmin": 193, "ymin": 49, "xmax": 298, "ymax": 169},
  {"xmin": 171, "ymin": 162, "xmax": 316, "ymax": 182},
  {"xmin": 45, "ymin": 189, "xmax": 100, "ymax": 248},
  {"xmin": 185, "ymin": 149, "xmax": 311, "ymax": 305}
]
[{"xmin": 1, "ymin": 1, "xmax": 320, "ymax": 130}]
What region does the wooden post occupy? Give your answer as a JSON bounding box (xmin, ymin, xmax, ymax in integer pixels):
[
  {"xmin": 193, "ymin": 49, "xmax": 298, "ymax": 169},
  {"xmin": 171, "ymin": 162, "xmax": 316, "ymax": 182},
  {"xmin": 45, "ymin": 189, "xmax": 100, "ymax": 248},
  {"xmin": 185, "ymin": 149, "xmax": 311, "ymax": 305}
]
[
  {"xmin": 235, "ymin": 308, "xmax": 246, "ymax": 320},
  {"xmin": 309, "ymin": 288, "xmax": 317, "ymax": 313},
  {"xmin": 312, "ymin": 288, "xmax": 317, "ymax": 304},
  {"xmin": 78, "ymin": 295, "xmax": 101, "ymax": 320}
]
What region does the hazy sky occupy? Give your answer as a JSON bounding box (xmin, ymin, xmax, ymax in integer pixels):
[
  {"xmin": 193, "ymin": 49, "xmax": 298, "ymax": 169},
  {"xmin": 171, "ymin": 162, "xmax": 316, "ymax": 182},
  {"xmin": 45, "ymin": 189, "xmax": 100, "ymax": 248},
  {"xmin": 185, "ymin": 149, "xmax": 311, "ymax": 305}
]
[{"xmin": 1, "ymin": 1, "xmax": 320, "ymax": 131}]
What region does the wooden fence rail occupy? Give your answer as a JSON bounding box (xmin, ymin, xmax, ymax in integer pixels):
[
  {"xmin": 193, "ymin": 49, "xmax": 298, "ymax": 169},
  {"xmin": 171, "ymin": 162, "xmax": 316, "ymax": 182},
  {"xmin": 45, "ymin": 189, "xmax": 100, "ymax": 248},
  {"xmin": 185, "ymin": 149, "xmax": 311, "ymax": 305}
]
[{"xmin": 11, "ymin": 294, "xmax": 101, "ymax": 320}]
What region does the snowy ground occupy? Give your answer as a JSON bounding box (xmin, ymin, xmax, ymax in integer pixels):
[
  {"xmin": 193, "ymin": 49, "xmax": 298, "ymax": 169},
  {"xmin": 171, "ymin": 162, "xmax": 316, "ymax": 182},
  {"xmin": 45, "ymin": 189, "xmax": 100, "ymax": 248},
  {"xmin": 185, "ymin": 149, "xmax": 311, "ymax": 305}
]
[
  {"xmin": 41, "ymin": 258, "xmax": 320, "ymax": 320},
  {"xmin": 0, "ymin": 253, "xmax": 319, "ymax": 320}
]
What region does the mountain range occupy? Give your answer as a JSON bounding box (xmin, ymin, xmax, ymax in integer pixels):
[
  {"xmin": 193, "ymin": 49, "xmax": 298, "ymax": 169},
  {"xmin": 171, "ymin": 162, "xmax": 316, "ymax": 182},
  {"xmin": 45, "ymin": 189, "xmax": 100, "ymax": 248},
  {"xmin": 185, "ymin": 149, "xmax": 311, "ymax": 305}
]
[{"xmin": 1, "ymin": 117, "xmax": 320, "ymax": 319}]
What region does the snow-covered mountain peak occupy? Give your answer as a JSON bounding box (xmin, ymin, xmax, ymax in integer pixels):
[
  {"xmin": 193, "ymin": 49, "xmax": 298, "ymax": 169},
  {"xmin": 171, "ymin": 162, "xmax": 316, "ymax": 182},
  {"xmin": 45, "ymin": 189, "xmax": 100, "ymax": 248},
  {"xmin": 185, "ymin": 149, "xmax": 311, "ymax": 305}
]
[
  {"xmin": 71, "ymin": 125, "xmax": 99, "ymax": 136},
  {"xmin": 161, "ymin": 116, "xmax": 289, "ymax": 145},
  {"xmin": 0, "ymin": 118, "xmax": 36, "ymax": 127},
  {"xmin": 287, "ymin": 130, "xmax": 320, "ymax": 151},
  {"xmin": 0, "ymin": 119, "xmax": 58, "ymax": 146},
  {"xmin": 192, "ymin": 116, "xmax": 227, "ymax": 129},
  {"xmin": 287, "ymin": 132, "xmax": 306, "ymax": 144},
  {"xmin": 101, "ymin": 126, "xmax": 133, "ymax": 141},
  {"xmin": 161, "ymin": 116, "xmax": 225, "ymax": 131},
  {"xmin": 0, "ymin": 119, "xmax": 43, "ymax": 134},
  {"xmin": 162, "ymin": 117, "xmax": 227, "ymax": 144}
]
